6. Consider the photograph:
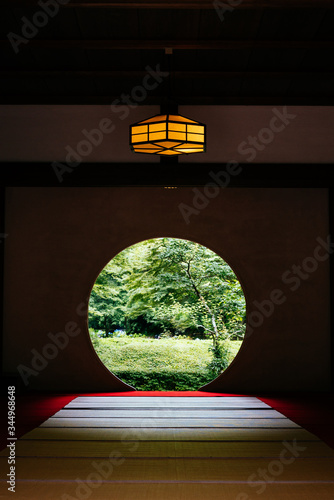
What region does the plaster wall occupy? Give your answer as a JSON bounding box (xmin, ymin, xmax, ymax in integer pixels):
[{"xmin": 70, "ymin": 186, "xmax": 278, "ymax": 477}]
[
  {"xmin": 3, "ymin": 187, "xmax": 330, "ymax": 392},
  {"xmin": 0, "ymin": 105, "xmax": 333, "ymax": 164}
]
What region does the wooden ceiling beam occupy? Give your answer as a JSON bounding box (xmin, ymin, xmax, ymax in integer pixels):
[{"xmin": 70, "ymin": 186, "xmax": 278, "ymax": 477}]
[
  {"xmin": 1, "ymin": 70, "xmax": 333, "ymax": 79},
  {"xmin": 0, "ymin": 162, "xmax": 333, "ymax": 188},
  {"xmin": 3, "ymin": 0, "xmax": 334, "ymax": 8},
  {"xmin": 1, "ymin": 39, "xmax": 334, "ymax": 50},
  {"xmin": 2, "ymin": 96, "xmax": 334, "ymax": 105}
]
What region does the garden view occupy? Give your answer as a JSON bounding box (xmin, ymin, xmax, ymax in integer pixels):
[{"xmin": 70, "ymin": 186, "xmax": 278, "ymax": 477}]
[{"xmin": 88, "ymin": 238, "xmax": 246, "ymax": 390}]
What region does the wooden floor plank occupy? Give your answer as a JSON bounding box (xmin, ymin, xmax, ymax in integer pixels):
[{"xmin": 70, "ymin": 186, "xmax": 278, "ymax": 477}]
[
  {"xmin": 20, "ymin": 427, "xmax": 319, "ymax": 442},
  {"xmin": 54, "ymin": 409, "xmax": 282, "ymax": 419},
  {"xmin": 2, "ymin": 457, "xmax": 334, "ymax": 481},
  {"xmin": 40, "ymin": 417, "xmax": 300, "ymax": 428},
  {"xmin": 2, "ymin": 482, "xmax": 334, "ymax": 500},
  {"xmin": 4, "ymin": 440, "xmax": 333, "ymax": 458}
]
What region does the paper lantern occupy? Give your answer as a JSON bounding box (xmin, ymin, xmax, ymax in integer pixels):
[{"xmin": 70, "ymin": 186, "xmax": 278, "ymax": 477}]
[{"xmin": 130, "ymin": 114, "xmax": 206, "ymax": 155}]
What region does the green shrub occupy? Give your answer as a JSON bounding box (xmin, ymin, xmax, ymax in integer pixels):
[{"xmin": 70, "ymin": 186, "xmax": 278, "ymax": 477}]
[
  {"xmin": 91, "ymin": 337, "xmax": 242, "ymax": 390},
  {"xmin": 113, "ymin": 369, "xmax": 214, "ymax": 391},
  {"xmin": 89, "ymin": 330, "xmax": 101, "ymax": 349},
  {"xmin": 206, "ymin": 342, "xmax": 231, "ymax": 379}
]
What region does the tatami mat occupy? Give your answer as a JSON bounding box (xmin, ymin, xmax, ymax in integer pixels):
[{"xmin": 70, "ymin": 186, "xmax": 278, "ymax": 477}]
[
  {"xmin": 20, "ymin": 426, "xmax": 320, "ymax": 442},
  {"xmin": 5, "ymin": 482, "xmax": 334, "ymax": 500},
  {"xmin": 1, "ymin": 395, "xmax": 333, "ymax": 499},
  {"xmin": 5, "ymin": 439, "xmax": 334, "ymax": 458}
]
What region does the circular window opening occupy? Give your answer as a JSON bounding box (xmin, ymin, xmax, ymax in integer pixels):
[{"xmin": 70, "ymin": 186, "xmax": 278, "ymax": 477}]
[{"xmin": 88, "ymin": 237, "xmax": 246, "ymax": 391}]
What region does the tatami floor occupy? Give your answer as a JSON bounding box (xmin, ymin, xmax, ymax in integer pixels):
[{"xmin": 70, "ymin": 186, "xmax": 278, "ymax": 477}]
[{"xmin": 1, "ymin": 396, "xmax": 334, "ymax": 499}]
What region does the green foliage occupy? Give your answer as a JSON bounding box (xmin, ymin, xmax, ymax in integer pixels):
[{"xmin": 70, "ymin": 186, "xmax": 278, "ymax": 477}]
[
  {"xmin": 207, "ymin": 342, "xmax": 232, "ymax": 379},
  {"xmin": 93, "ymin": 337, "xmax": 213, "ymax": 372},
  {"xmin": 88, "ymin": 255, "xmax": 129, "ymax": 336},
  {"xmin": 88, "ymin": 237, "xmax": 246, "ymax": 390},
  {"xmin": 91, "ymin": 336, "xmax": 242, "ymax": 390},
  {"xmin": 113, "ymin": 370, "xmax": 213, "ymax": 391},
  {"xmin": 88, "ymin": 238, "xmax": 246, "ymax": 344},
  {"xmin": 89, "ymin": 329, "xmax": 101, "ymax": 349}
]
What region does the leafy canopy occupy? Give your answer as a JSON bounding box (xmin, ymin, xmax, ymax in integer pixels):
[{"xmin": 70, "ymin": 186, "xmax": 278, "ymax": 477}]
[{"xmin": 89, "ymin": 237, "xmax": 246, "ymax": 346}]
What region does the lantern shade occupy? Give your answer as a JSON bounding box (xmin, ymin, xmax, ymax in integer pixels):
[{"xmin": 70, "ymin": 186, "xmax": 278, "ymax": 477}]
[{"xmin": 130, "ymin": 114, "xmax": 206, "ymax": 155}]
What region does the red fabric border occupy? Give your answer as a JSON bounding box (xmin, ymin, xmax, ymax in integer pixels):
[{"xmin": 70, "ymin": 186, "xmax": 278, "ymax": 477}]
[{"xmin": 257, "ymin": 393, "xmax": 334, "ymax": 449}]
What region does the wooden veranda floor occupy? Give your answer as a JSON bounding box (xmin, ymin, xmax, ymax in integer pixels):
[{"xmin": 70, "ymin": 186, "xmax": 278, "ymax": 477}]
[{"xmin": 1, "ymin": 395, "xmax": 334, "ymax": 499}]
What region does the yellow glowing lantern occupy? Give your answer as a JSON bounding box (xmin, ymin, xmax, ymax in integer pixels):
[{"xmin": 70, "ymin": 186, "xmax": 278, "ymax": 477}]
[{"xmin": 129, "ymin": 114, "xmax": 206, "ymax": 155}]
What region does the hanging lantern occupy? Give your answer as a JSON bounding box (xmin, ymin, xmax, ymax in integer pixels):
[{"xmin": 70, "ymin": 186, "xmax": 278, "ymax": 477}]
[{"xmin": 129, "ymin": 114, "xmax": 206, "ymax": 155}]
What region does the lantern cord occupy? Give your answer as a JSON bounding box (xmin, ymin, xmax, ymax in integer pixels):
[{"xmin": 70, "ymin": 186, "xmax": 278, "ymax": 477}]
[
  {"xmin": 160, "ymin": 48, "xmax": 179, "ymax": 164},
  {"xmin": 162, "ymin": 48, "xmax": 178, "ymax": 116}
]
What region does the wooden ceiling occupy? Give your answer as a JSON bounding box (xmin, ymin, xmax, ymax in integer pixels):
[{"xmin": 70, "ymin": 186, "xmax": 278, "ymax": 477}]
[{"xmin": 1, "ymin": 0, "xmax": 334, "ymax": 105}]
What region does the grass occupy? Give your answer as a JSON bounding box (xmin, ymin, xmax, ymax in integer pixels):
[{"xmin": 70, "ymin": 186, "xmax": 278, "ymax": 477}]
[{"xmin": 91, "ymin": 334, "xmax": 242, "ymax": 390}]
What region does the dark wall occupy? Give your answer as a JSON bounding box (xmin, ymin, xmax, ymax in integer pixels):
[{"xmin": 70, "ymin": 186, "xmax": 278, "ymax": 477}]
[{"xmin": 3, "ymin": 187, "xmax": 330, "ymax": 392}]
